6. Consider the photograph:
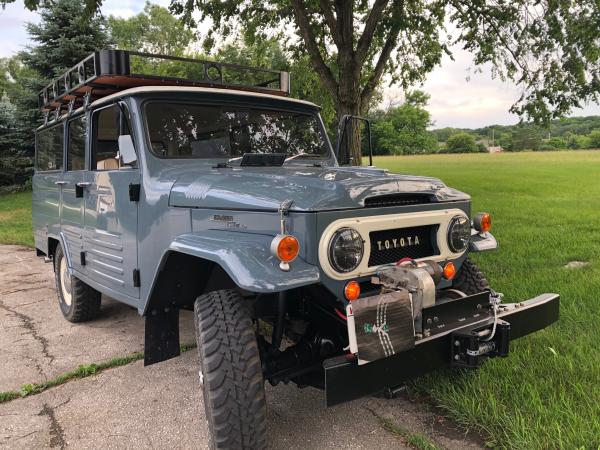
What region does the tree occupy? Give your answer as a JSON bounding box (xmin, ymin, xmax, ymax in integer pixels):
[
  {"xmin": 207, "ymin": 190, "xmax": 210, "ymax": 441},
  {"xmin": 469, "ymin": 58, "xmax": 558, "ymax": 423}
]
[
  {"xmin": 168, "ymin": 0, "xmax": 600, "ymax": 163},
  {"xmin": 108, "ymin": 3, "xmax": 196, "ymax": 56},
  {"xmin": 371, "ymin": 90, "xmax": 437, "ymax": 155},
  {"xmin": 446, "ymin": 132, "xmax": 477, "ymax": 153},
  {"xmin": 0, "ymin": 0, "xmax": 113, "ymax": 188},
  {"xmin": 511, "ymin": 126, "xmax": 542, "ymax": 151},
  {"xmin": 9, "ymin": 0, "xmax": 600, "ymax": 164},
  {"xmin": 20, "ymin": 0, "xmax": 113, "ymax": 79}
]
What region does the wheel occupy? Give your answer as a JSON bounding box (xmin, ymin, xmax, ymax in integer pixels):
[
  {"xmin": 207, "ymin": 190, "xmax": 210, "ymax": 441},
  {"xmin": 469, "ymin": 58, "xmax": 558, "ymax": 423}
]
[
  {"xmin": 194, "ymin": 290, "xmax": 267, "ymax": 450},
  {"xmin": 54, "ymin": 244, "xmax": 101, "ymax": 323},
  {"xmin": 452, "ymin": 257, "xmax": 490, "ymax": 296}
]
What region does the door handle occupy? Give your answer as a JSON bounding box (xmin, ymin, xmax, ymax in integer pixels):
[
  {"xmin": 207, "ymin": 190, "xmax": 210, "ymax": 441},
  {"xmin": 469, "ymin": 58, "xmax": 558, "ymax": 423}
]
[
  {"xmin": 75, "ymin": 181, "xmax": 90, "ymax": 198},
  {"xmin": 54, "ymin": 180, "xmax": 67, "ymax": 186}
]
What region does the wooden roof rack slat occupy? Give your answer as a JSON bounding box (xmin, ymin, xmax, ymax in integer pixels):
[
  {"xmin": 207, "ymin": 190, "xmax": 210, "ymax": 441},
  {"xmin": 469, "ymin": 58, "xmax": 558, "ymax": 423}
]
[{"xmin": 38, "ymin": 49, "xmax": 291, "ymax": 115}]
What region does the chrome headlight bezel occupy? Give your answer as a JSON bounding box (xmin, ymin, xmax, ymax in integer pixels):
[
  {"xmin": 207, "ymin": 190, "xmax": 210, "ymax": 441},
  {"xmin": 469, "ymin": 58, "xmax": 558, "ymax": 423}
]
[
  {"xmin": 447, "ymin": 215, "xmax": 471, "ymax": 253},
  {"xmin": 328, "ymin": 227, "xmax": 364, "ymax": 273}
]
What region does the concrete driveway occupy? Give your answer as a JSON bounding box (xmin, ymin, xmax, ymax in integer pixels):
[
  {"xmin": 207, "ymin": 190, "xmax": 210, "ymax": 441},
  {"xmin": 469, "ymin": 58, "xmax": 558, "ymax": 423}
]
[{"xmin": 0, "ymin": 245, "xmax": 483, "ymax": 449}]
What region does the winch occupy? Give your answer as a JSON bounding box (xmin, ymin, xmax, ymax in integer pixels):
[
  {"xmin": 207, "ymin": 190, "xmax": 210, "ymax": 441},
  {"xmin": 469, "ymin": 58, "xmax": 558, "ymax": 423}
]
[{"xmin": 345, "ymin": 260, "xmax": 496, "ymax": 365}]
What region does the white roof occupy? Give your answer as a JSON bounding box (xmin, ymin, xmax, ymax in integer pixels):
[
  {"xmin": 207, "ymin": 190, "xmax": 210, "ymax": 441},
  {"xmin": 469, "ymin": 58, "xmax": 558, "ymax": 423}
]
[
  {"xmin": 94, "ymin": 85, "xmax": 319, "ymax": 108},
  {"xmin": 38, "ymin": 86, "xmax": 320, "ymax": 130}
]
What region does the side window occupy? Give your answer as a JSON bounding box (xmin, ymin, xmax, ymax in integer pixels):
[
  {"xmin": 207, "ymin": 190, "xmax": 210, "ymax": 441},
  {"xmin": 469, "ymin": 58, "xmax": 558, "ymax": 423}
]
[
  {"xmin": 92, "ymin": 104, "xmax": 133, "ymax": 171},
  {"xmin": 36, "ymin": 124, "xmax": 64, "ymax": 171},
  {"xmin": 67, "ymin": 115, "xmax": 86, "ymax": 171}
]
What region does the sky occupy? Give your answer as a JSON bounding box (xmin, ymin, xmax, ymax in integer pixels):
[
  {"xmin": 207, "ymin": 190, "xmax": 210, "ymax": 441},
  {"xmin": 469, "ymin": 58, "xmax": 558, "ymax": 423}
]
[{"xmin": 1, "ymin": 0, "xmax": 599, "ymax": 129}]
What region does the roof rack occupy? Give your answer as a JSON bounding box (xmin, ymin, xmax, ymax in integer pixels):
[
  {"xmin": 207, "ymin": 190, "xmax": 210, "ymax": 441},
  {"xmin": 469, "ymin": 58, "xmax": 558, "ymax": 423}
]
[{"xmin": 38, "ymin": 49, "xmax": 291, "ymax": 116}]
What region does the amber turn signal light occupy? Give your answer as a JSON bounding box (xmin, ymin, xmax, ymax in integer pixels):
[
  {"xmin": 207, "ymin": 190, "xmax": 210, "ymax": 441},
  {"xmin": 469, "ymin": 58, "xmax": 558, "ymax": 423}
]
[
  {"xmin": 271, "ymin": 234, "xmax": 299, "ymax": 263},
  {"xmin": 473, "ymin": 212, "xmax": 492, "ymax": 233},
  {"xmin": 443, "ymin": 262, "xmax": 456, "ymax": 280},
  {"xmin": 344, "ymin": 280, "xmax": 361, "ymax": 301}
]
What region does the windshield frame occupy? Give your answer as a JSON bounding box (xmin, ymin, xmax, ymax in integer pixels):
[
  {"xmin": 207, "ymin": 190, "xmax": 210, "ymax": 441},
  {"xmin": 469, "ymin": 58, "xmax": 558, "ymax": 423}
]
[{"xmin": 141, "ymin": 97, "xmax": 334, "ymax": 164}]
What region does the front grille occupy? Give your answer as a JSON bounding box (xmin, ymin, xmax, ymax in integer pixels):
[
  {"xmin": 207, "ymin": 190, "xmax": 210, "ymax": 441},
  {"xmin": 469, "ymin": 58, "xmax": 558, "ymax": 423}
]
[
  {"xmin": 368, "ymin": 225, "xmax": 439, "ymax": 266},
  {"xmin": 364, "ymin": 193, "xmax": 432, "ymax": 208}
]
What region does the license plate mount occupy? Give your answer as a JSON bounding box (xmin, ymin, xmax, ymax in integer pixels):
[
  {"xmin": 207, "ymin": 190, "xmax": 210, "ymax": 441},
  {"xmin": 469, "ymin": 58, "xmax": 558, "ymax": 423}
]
[{"xmin": 348, "ymin": 290, "xmax": 416, "ymax": 365}]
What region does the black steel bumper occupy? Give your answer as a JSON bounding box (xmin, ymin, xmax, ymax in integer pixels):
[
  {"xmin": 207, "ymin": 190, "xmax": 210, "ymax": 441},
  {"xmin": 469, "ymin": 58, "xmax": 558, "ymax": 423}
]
[{"xmin": 323, "ymin": 293, "xmax": 560, "ymax": 406}]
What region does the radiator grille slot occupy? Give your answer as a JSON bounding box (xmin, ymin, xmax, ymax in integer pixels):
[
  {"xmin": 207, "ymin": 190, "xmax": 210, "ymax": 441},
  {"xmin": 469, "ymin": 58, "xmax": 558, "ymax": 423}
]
[{"xmin": 364, "ymin": 194, "xmax": 432, "ymax": 208}]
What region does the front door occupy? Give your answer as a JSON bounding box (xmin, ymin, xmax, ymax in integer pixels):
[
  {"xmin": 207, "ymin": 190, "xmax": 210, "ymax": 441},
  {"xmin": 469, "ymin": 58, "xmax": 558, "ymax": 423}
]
[
  {"xmin": 83, "ymin": 104, "xmax": 140, "ymax": 303},
  {"xmin": 59, "ymin": 114, "xmax": 87, "ymax": 272}
]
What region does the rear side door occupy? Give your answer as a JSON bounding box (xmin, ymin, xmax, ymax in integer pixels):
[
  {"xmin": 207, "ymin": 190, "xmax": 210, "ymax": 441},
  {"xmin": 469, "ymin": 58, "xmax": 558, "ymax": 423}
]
[
  {"xmin": 59, "ymin": 114, "xmax": 87, "ymax": 272},
  {"xmin": 83, "ymin": 104, "xmax": 140, "ymax": 303},
  {"xmin": 32, "ymin": 123, "xmax": 64, "ymax": 252}
]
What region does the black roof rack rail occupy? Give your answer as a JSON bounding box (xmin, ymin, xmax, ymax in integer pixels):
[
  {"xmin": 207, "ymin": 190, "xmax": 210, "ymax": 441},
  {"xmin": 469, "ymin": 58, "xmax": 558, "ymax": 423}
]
[{"xmin": 38, "ymin": 49, "xmax": 291, "ymax": 116}]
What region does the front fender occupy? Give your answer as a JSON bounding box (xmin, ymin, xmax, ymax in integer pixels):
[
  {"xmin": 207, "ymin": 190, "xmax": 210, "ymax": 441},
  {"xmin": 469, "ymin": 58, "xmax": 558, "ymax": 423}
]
[{"xmin": 169, "ymin": 231, "xmax": 320, "ymax": 293}]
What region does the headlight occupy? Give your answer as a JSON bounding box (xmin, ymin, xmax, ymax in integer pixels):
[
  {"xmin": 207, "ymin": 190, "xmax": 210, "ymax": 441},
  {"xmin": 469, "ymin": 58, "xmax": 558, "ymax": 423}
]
[
  {"xmin": 328, "ymin": 228, "xmax": 364, "ymax": 273},
  {"xmin": 447, "ymin": 216, "xmax": 470, "ymax": 253}
]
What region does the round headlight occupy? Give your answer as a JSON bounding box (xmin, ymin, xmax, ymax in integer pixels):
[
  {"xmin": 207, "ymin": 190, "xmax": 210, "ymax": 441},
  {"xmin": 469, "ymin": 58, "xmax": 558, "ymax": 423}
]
[
  {"xmin": 447, "ymin": 216, "xmax": 470, "ymax": 253},
  {"xmin": 328, "ymin": 228, "xmax": 364, "ymax": 273}
]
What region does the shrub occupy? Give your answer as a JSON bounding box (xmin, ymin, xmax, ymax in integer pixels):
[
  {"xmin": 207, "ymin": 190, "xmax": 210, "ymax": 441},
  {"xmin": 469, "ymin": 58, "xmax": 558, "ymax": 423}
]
[
  {"xmin": 588, "ymin": 129, "xmax": 600, "ymax": 148},
  {"xmin": 446, "ymin": 132, "xmax": 478, "ymax": 153},
  {"xmin": 546, "ymin": 136, "xmax": 567, "ymax": 149}
]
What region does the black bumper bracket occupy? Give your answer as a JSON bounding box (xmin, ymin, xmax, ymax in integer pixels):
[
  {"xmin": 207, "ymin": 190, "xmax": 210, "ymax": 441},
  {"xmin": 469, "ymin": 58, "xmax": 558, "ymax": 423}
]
[{"xmin": 324, "ymin": 293, "xmax": 559, "ymax": 407}]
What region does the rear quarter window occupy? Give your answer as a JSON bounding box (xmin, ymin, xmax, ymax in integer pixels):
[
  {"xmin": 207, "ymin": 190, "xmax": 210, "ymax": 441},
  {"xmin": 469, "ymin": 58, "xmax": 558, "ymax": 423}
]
[{"xmin": 36, "ymin": 124, "xmax": 64, "ymax": 171}]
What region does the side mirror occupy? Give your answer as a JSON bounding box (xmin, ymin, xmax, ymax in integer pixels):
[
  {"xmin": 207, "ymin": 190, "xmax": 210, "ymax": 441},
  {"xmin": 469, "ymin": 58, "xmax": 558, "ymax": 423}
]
[
  {"xmin": 335, "ymin": 115, "xmax": 373, "ymax": 166},
  {"xmin": 118, "ymin": 135, "xmax": 137, "ymax": 165}
]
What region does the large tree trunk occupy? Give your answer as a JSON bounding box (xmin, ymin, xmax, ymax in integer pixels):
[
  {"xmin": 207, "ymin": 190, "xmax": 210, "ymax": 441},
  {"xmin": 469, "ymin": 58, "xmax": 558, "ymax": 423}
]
[{"xmin": 336, "ymin": 96, "xmax": 363, "ymax": 166}]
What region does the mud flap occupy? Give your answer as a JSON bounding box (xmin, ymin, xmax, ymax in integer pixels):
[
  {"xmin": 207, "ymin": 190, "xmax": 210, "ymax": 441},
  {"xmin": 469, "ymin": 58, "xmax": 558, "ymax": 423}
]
[{"xmin": 144, "ymin": 307, "xmax": 180, "ymax": 366}]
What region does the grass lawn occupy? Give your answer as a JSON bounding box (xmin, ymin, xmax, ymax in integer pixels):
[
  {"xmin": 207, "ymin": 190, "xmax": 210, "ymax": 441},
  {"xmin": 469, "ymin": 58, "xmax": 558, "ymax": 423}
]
[
  {"xmin": 0, "ymin": 191, "xmax": 33, "ymax": 247},
  {"xmin": 375, "ymin": 151, "xmax": 600, "ymax": 449},
  {"xmin": 1, "ymin": 151, "xmax": 598, "ymax": 448}
]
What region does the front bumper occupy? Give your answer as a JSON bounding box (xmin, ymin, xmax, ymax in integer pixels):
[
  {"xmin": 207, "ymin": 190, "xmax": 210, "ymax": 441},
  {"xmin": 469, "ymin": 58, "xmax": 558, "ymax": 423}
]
[{"xmin": 323, "ymin": 293, "xmax": 559, "ymax": 406}]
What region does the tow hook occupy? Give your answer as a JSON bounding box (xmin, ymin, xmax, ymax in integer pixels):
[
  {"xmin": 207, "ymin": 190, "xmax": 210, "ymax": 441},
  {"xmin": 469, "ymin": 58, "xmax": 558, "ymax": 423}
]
[{"xmin": 451, "ymin": 319, "xmax": 510, "ymax": 368}]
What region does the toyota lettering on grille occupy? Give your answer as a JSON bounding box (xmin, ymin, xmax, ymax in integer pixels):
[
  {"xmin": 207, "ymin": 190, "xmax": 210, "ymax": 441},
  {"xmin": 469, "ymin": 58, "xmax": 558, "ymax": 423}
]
[{"xmin": 376, "ymin": 235, "xmax": 421, "ymax": 251}]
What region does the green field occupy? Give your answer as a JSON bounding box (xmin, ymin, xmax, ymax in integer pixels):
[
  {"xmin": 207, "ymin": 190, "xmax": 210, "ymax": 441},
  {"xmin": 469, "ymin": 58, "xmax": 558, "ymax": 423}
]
[
  {"xmin": 376, "ymin": 151, "xmax": 600, "ymax": 449},
  {"xmin": 0, "ymin": 191, "xmax": 33, "ymax": 247},
  {"xmin": 1, "ymin": 151, "xmax": 598, "ymax": 448}
]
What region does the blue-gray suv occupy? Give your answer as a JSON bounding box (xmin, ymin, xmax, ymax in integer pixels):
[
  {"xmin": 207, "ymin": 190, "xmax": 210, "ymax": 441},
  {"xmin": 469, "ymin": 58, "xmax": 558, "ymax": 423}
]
[{"xmin": 32, "ymin": 50, "xmax": 559, "ymax": 450}]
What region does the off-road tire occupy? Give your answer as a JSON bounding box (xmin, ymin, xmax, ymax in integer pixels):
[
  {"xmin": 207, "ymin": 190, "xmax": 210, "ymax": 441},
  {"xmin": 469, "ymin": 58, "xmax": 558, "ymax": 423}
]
[
  {"xmin": 194, "ymin": 290, "xmax": 267, "ymax": 450},
  {"xmin": 452, "ymin": 257, "xmax": 490, "ymax": 296},
  {"xmin": 54, "ymin": 244, "xmax": 101, "ymax": 323}
]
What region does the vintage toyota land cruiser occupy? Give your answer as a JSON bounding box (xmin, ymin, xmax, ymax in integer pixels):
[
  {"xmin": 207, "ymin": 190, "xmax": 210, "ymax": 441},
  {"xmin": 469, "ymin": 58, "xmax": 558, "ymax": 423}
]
[{"xmin": 33, "ymin": 51, "xmax": 559, "ymax": 449}]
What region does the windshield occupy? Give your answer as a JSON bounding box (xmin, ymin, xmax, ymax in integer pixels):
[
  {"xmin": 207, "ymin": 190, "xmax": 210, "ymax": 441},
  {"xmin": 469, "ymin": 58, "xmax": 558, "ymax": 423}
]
[{"xmin": 144, "ymin": 101, "xmax": 329, "ymax": 160}]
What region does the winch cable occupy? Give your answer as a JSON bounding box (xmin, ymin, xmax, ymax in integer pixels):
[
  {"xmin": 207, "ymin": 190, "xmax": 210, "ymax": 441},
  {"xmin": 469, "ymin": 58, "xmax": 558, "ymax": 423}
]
[{"xmin": 482, "ymin": 290, "xmax": 503, "ymax": 342}]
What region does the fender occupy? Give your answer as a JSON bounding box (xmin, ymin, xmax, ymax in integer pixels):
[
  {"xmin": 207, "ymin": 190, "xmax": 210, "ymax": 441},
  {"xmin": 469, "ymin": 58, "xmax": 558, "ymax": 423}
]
[{"xmin": 168, "ymin": 230, "xmax": 321, "ymax": 293}]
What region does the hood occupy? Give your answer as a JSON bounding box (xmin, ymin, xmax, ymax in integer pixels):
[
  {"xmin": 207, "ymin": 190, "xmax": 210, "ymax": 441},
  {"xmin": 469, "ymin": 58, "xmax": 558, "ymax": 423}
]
[{"xmin": 168, "ymin": 166, "xmax": 470, "ymax": 212}]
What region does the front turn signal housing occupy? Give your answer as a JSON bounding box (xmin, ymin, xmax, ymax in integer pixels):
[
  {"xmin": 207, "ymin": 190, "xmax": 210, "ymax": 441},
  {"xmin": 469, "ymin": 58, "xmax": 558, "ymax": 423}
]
[
  {"xmin": 443, "ymin": 262, "xmax": 456, "ymax": 280},
  {"xmin": 271, "ymin": 234, "xmax": 299, "ymax": 263},
  {"xmin": 344, "ymin": 280, "xmax": 361, "ymax": 301},
  {"xmin": 473, "ymin": 212, "xmax": 492, "ymax": 233}
]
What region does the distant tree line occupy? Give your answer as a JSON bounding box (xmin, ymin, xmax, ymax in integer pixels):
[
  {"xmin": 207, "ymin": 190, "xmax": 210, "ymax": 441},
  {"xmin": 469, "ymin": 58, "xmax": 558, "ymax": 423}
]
[{"xmin": 368, "ymin": 105, "xmax": 600, "ymax": 156}]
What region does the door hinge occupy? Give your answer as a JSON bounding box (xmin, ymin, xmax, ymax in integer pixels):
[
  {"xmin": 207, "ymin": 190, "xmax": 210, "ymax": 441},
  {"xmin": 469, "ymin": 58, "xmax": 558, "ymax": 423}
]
[
  {"xmin": 133, "ymin": 269, "xmax": 140, "ymax": 287},
  {"xmin": 80, "ymin": 251, "xmax": 86, "ymax": 266},
  {"xmin": 129, "ymin": 183, "xmax": 141, "ymax": 202}
]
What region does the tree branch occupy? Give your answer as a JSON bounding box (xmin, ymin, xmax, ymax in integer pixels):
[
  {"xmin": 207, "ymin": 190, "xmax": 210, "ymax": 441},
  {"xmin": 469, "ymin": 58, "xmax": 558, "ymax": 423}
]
[
  {"xmin": 318, "ymin": 0, "xmax": 342, "ymax": 47},
  {"xmin": 355, "ymin": 0, "xmax": 389, "ymax": 65},
  {"xmin": 360, "ymin": 2, "xmax": 403, "ymax": 108},
  {"xmin": 290, "ymin": 0, "xmax": 339, "ymax": 95}
]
